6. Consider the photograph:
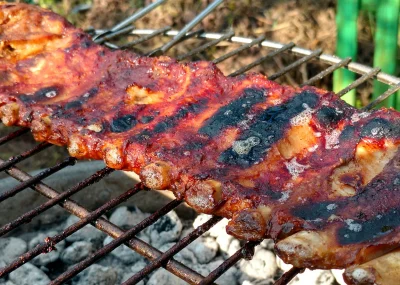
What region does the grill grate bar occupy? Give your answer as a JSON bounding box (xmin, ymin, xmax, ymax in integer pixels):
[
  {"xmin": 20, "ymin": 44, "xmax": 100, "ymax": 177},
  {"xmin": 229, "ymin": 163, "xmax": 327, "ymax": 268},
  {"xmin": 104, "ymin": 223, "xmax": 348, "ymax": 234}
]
[
  {"xmin": 268, "ymin": 49, "xmax": 323, "ymax": 80},
  {"xmin": 0, "ymin": 156, "xmax": 76, "ymax": 203},
  {"xmin": 156, "ymin": 0, "xmax": 224, "ymax": 55},
  {"xmin": 229, "ymin": 42, "xmax": 295, "ymax": 77},
  {"xmin": 337, "ymin": 67, "xmax": 381, "ymax": 97},
  {"xmin": 121, "ymin": 30, "xmax": 400, "ymax": 86},
  {"xmin": 274, "ymin": 267, "xmax": 305, "ymax": 285},
  {"xmin": 1, "ymin": 3, "xmax": 399, "ymax": 283},
  {"xmin": 0, "ymin": 164, "xmax": 113, "ymax": 237},
  {"xmin": 123, "ymin": 215, "xmax": 223, "ymax": 285},
  {"xmin": 0, "ymin": 183, "xmax": 143, "ymax": 277},
  {"xmin": 300, "ymin": 57, "xmax": 352, "ymax": 87},
  {"xmin": 212, "ymin": 35, "xmax": 266, "ymax": 64},
  {"xmin": 93, "ymin": 0, "xmax": 166, "ymax": 42},
  {"xmin": 177, "ymin": 31, "xmax": 235, "ymax": 61},
  {"xmin": 0, "ymin": 142, "xmax": 51, "ymax": 172},
  {"xmin": 103, "ymin": 41, "xmax": 120, "ymax": 49},
  {"xmin": 120, "ymin": 26, "xmax": 172, "ymax": 49},
  {"xmin": 363, "ymin": 82, "xmax": 400, "ymax": 110},
  {"xmin": 94, "ymin": 26, "xmax": 136, "ymax": 44},
  {"xmin": 0, "ymin": 160, "xmax": 206, "ymax": 284},
  {"xmin": 147, "ymin": 29, "xmax": 205, "ymax": 56},
  {"xmin": 0, "ymin": 127, "xmax": 28, "ymax": 146},
  {"xmin": 199, "ymin": 241, "xmax": 260, "ymax": 285},
  {"xmin": 124, "ymin": 236, "xmax": 208, "ymax": 284},
  {"xmin": 50, "ymin": 199, "xmax": 182, "ymax": 285}
]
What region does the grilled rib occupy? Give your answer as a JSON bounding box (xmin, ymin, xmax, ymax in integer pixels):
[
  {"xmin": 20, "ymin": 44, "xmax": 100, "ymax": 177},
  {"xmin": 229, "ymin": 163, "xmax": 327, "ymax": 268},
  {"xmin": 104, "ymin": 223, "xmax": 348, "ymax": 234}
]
[
  {"xmin": 2, "ymin": 3, "xmax": 400, "ymax": 275},
  {"xmin": 344, "ymin": 248, "xmax": 400, "ymax": 285}
]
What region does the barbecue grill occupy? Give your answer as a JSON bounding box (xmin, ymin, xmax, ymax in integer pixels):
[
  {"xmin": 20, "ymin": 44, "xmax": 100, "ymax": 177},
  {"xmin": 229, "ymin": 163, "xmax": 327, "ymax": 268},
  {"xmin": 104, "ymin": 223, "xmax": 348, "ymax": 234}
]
[{"xmin": 1, "ymin": 0, "xmax": 400, "ymax": 284}]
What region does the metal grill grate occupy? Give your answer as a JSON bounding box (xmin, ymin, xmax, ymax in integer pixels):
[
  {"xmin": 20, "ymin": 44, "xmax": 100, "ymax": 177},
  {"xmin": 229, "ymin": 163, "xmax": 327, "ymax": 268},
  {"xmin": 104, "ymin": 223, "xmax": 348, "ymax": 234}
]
[{"xmin": 1, "ymin": 0, "xmax": 400, "ymax": 284}]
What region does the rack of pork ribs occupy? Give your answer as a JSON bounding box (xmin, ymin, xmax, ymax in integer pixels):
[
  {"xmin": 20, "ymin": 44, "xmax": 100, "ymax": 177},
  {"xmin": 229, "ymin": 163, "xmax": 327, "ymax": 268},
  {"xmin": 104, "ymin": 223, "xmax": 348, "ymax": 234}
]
[{"xmin": 1, "ymin": 3, "xmax": 400, "ymax": 284}]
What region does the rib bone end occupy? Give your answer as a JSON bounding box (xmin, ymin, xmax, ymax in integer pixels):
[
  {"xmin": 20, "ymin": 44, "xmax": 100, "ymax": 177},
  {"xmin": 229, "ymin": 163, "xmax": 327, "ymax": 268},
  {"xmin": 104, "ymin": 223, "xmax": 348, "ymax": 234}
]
[
  {"xmin": 185, "ymin": 179, "xmax": 222, "ymax": 213},
  {"xmin": 275, "ymin": 231, "xmax": 327, "ymax": 268},
  {"xmin": 0, "ymin": 102, "xmax": 19, "ymax": 126},
  {"xmin": 344, "ymin": 268, "xmax": 375, "ymax": 285},
  {"xmin": 226, "ymin": 209, "xmax": 267, "ymax": 241},
  {"xmin": 344, "ymin": 248, "xmax": 400, "ymax": 285},
  {"xmin": 140, "ymin": 161, "xmax": 171, "ymax": 190}
]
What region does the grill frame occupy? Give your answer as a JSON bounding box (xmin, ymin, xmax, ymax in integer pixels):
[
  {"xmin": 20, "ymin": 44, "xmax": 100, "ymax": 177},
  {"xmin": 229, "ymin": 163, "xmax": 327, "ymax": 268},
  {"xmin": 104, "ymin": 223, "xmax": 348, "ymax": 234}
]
[{"xmin": 1, "ymin": 1, "xmax": 400, "ymax": 284}]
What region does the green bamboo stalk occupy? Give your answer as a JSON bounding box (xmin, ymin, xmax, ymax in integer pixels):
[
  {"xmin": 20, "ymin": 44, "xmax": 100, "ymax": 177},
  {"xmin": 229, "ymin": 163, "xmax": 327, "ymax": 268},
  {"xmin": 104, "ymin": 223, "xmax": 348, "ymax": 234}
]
[
  {"xmin": 361, "ymin": 0, "xmax": 378, "ymax": 11},
  {"xmin": 334, "ymin": 0, "xmax": 360, "ymax": 106},
  {"xmin": 372, "ymin": 0, "xmax": 400, "ymax": 108}
]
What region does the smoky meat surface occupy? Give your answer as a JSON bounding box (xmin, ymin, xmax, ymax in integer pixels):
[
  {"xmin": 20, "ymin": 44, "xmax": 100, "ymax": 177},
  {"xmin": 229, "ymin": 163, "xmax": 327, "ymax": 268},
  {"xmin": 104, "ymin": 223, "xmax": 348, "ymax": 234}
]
[{"xmin": 2, "ymin": 3, "xmax": 400, "ymax": 270}]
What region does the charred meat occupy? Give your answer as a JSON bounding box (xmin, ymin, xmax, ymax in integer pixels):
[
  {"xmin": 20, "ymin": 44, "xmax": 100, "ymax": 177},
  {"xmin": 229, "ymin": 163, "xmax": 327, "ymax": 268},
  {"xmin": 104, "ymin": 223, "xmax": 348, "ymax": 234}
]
[{"xmin": 2, "ymin": 3, "xmax": 400, "ymax": 273}]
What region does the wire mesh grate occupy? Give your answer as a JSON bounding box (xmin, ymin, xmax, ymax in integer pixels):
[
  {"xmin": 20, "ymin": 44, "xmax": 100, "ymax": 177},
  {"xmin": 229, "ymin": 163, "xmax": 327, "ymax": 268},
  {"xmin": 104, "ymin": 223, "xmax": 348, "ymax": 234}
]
[{"xmin": 1, "ymin": 0, "xmax": 400, "ymax": 284}]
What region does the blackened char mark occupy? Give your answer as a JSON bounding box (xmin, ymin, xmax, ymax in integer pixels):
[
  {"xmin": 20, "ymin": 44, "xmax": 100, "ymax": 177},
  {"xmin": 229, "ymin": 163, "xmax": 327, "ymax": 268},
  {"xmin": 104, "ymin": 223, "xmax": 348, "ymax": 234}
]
[
  {"xmin": 337, "ymin": 166, "xmax": 400, "ymax": 245},
  {"xmin": 361, "ymin": 118, "xmax": 400, "ymax": 139},
  {"xmin": 51, "ymin": 88, "xmax": 98, "ymax": 119},
  {"xmin": 339, "ymin": 125, "xmax": 357, "ymax": 142},
  {"xmin": 316, "ymin": 106, "xmax": 344, "ymax": 127},
  {"xmin": 337, "ymin": 207, "xmax": 400, "ymax": 245},
  {"xmin": 19, "ymin": 86, "xmax": 61, "ymax": 103},
  {"xmin": 198, "ymin": 88, "xmax": 266, "ymax": 138},
  {"xmin": 65, "ymin": 100, "xmax": 82, "ymax": 110},
  {"xmin": 140, "ymin": 116, "xmax": 154, "ymax": 124},
  {"xmin": 153, "ymin": 105, "xmax": 193, "ymax": 133},
  {"xmin": 292, "ymin": 201, "xmax": 341, "ymax": 222},
  {"xmin": 133, "ymin": 99, "xmax": 208, "ymax": 142},
  {"xmin": 219, "ymin": 90, "xmax": 319, "ymax": 167},
  {"xmin": 110, "ymin": 114, "xmax": 137, "ymax": 133},
  {"xmin": 80, "ymin": 37, "xmax": 93, "ymax": 48}
]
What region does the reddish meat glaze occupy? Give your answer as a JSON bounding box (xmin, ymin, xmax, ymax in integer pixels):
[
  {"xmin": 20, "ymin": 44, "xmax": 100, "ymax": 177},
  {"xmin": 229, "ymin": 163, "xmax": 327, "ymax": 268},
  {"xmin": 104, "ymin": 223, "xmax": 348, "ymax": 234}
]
[{"xmin": 2, "ymin": 3, "xmax": 400, "ymax": 274}]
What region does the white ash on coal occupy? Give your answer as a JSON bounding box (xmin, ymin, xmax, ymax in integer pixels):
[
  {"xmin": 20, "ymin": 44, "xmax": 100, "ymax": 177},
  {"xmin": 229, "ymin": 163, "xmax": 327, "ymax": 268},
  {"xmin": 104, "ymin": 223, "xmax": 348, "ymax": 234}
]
[
  {"xmin": 146, "ymin": 211, "xmax": 183, "ymax": 248},
  {"xmin": 73, "ymin": 264, "xmax": 118, "ymax": 285},
  {"xmin": 0, "ymin": 209, "xmax": 341, "ymax": 285},
  {"xmin": 109, "ymin": 206, "xmax": 149, "ymax": 230},
  {"xmin": 103, "ymin": 236, "xmax": 144, "ymax": 265},
  {"xmin": 60, "ymin": 241, "xmax": 95, "ymax": 265},
  {"xmin": 0, "ymin": 238, "xmax": 27, "ymax": 264},
  {"xmin": 64, "ymin": 215, "xmax": 106, "ymax": 246},
  {"xmin": 8, "ymin": 263, "xmax": 50, "ymax": 285}
]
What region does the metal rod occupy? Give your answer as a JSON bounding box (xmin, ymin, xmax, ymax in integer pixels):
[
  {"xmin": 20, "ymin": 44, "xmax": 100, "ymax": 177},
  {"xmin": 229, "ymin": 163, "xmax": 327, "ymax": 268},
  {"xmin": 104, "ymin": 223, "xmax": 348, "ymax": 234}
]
[
  {"xmin": 146, "ymin": 29, "xmax": 205, "ymax": 56},
  {"xmin": 103, "ymin": 42, "xmax": 120, "ymax": 49},
  {"xmin": 0, "ymin": 164, "xmax": 113, "ymax": 237},
  {"xmin": 268, "ymin": 49, "xmax": 323, "ymax": 80},
  {"xmin": 229, "ymin": 42, "xmax": 295, "ymax": 77},
  {"xmin": 1, "ymin": 14, "xmax": 399, "ymax": 285},
  {"xmin": 158, "ymin": 0, "xmax": 224, "ymax": 54},
  {"xmin": 0, "ymin": 142, "xmax": 51, "ymax": 172},
  {"xmin": 0, "ymin": 184, "xmax": 143, "ymax": 277},
  {"xmin": 1, "ymin": 163, "xmax": 206, "ymax": 284},
  {"xmin": 300, "ymin": 57, "xmax": 352, "ymax": 87},
  {"xmin": 0, "ymin": 157, "xmax": 76, "ymax": 203},
  {"xmin": 212, "ymin": 35, "xmax": 266, "ymax": 64},
  {"xmin": 337, "ymin": 67, "xmax": 381, "ymax": 97},
  {"xmin": 123, "ymin": 216, "xmax": 223, "ymax": 285},
  {"xmin": 177, "ymin": 31, "xmax": 235, "ymax": 61},
  {"xmin": 120, "ymin": 26, "xmax": 172, "ymax": 49},
  {"xmin": 93, "ymin": 0, "xmax": 166, "ymax": 41},
  {"xmin": 199, "ymin": 241, "xmax": 259, "ymax": 285},
  {"xmin": 119, "ymin": 29, "xmax": 400, "ymax": 86},
  {"xmin": 112, "ymin": 0, "xmax": 166, "ymax": 32},
  {"xmin": 0, "ymin": 128, "xmax": 28, "ymax": 146},
  {"xmin": 50, "ymin": 199, "xmax": 182, "ymax": 285},
  {"xmin": 363, "ymin": 82, "xmax": 400, "ymax": 110},
  {"xmin": 274, "ymin": 267, "xmax": 305, "ymax": 285},
  {"xmin": 95, "ymin": 26, "xmax": 135, "ymax": 44}
]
